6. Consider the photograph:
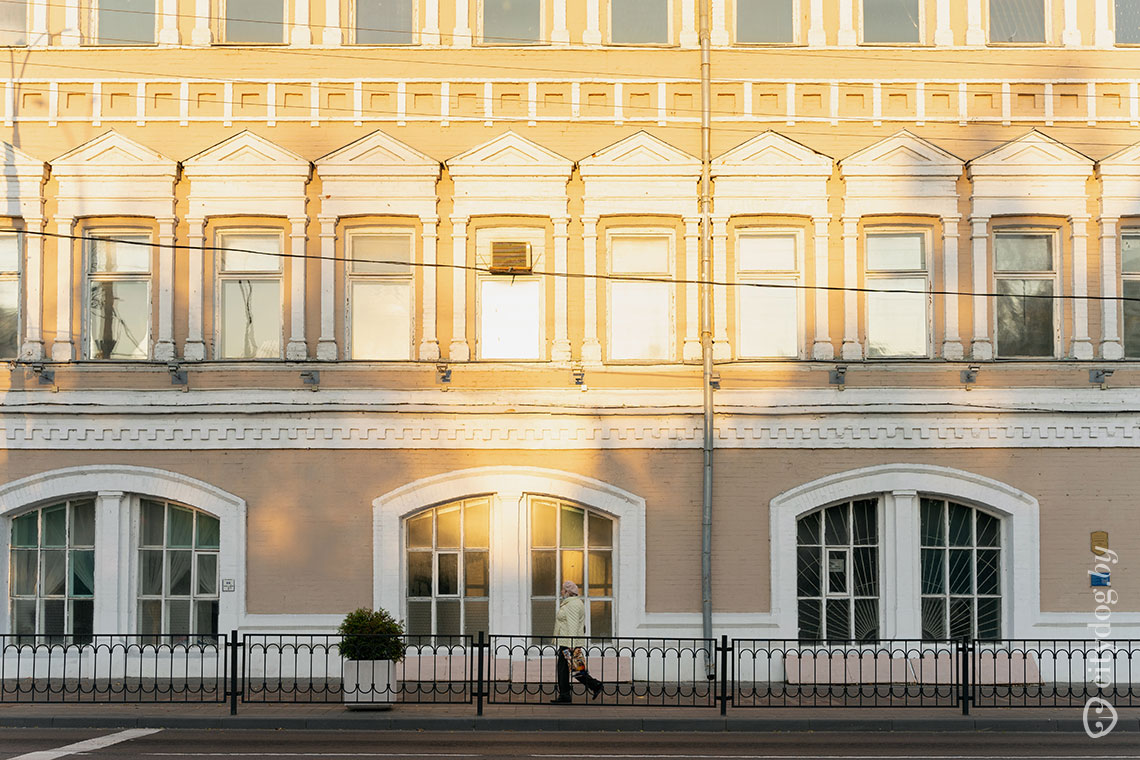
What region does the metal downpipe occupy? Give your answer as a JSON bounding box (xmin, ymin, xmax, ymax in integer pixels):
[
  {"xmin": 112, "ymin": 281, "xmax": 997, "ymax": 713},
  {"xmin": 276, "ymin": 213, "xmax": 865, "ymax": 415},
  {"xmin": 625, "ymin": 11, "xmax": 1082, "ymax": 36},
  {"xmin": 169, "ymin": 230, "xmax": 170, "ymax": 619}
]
[{"xmin": 698, "ymin": 0, "xmax": 715, "ymax": 672}]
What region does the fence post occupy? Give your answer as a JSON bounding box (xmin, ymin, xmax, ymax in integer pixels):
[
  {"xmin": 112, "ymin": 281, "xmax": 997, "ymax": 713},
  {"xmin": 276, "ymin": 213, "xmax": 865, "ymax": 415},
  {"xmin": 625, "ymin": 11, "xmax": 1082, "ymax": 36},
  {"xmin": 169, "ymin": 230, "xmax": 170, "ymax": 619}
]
[
  {"xmin": 719, "ymin": 635, "xmax": 729, "ymax": 716},
  {"xmin": 959, "ymin": 637, "xmax": 971, "ymax": 716},
  {"xmin": 229, "ymin": 629, "xmax": 240, "ymax": 716},
  {"xmin": 475, "ymin": 630, "xmax": 485, "ymax": 717}
]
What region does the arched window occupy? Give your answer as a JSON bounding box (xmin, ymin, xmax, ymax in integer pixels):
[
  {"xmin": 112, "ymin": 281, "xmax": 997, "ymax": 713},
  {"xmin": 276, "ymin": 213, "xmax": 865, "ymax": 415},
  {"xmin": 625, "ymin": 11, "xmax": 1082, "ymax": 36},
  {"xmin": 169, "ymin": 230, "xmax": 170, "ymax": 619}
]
[
  {"xmin": 529, "ymin": 497, "xmax": 614, "ymax": 638},
  {"xmin": 137, "ymin": 499, "xmax": 220, "ymax": 641},
  {"xmin": 9, "ymin": 499, "xmax": 96, "ymax": 642},
  {"xmin": 796, "ymin": 499, "xmax": 879, "ymax": 642},
  {"xmin": 920, "ymin": 498, "xmax": 1001, "ymax": 640},
  {"xmin": 404, "ymin": 498, "xmax": 490, "ymax": 639}
]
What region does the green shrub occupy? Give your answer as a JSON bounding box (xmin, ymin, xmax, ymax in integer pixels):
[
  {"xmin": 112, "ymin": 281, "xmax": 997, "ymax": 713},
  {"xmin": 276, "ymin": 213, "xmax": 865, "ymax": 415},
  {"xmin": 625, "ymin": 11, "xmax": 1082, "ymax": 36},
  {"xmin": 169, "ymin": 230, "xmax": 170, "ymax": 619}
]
[{"xmin": 336, "ymin": 607, "xmax": 407, "ymax": 661}]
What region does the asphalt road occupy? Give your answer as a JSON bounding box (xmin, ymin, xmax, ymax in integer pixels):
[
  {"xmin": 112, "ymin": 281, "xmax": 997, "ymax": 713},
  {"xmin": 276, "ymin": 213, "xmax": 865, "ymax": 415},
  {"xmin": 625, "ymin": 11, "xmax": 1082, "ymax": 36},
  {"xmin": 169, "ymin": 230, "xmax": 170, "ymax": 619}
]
[{"xmin": 3, "ymin": 730, "xmax": 1140, "ymax": 760}]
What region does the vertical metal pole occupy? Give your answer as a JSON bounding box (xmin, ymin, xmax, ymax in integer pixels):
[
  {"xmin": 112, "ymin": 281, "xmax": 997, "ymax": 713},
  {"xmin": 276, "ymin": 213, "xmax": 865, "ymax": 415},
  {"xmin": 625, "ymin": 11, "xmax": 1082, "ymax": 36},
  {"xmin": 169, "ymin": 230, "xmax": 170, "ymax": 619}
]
[
  {"xmin": 229, "ymin": 630, "xmax": 239, "ymax": 715},
  {"xmin": 476, "ymin": 631, "xmax": 485, "ymax": 717},
  {"xmin": 719, "ymin": 635, "xmax": 728, "ymax": 715},
  {"xmin": 698, "ymin": 0, "xmax": 716, "ymax": 680},
  {"xmin": 959, "ymin": 638, "xmax": 970, "ymax": 715}
]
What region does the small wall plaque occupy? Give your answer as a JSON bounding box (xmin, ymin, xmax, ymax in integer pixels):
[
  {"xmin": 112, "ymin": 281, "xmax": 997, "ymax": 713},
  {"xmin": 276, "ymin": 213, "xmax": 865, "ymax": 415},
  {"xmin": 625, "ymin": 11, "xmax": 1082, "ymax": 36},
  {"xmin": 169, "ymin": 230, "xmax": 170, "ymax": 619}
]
[
  {"xmin": 1091, "ymin": 572, "xmax": 1111, "ymax": 587},
  {"xmin": 222, "ymin": 579, "xmax": 236, "ymax": 592},
  {"xmin": 1092, "ymin": 531, "xmax": 1109, "ymax": 555}
]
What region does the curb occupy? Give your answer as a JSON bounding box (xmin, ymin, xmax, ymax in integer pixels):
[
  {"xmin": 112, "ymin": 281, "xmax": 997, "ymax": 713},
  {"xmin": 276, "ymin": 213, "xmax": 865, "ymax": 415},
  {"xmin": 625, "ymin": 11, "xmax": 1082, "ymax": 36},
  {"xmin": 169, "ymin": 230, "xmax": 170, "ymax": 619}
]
[{"xmin": 0, "ymin": 714, "xmax": 1133, "ymax": 732}]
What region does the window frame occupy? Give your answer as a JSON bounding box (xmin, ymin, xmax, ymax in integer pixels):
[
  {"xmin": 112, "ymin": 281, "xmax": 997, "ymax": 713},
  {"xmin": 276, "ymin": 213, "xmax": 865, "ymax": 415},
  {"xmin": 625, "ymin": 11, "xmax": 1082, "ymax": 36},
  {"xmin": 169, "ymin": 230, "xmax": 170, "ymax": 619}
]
[
  {"xmin": 0, "ymin": 0, "xmax": 29, "ymax": 46},
  {"xmin": 991, "ymin": 227, "xmax": 1061, "ymax": 359},
  {"xmin": 858, "ymin": 0, "xmax": 925, "ymax": 45},
  {"xmin": 134, "ymin": 499, "xmax": 221, "ymax": 642},
  {"xmin": 0, "ymin": 229, "xmax": 21, "ymax": 360},
  {"xmin": 604, "ymin": 226, "xmax": 676, "ymax": 364},
  {"xmin": 218, "ymin": 0, "xmax": 288, "ymax": 44},
  {"xmin": 608, "ymin": 0, "xmax": 674, "ymax": 46},
  {"xmin": 732, "ymin": 0, "xmax": 800, "ymax": 46},
  {"xmin": 734, "ymin": 227, "xmax": 804, "ymax": 359},
  {"xmin": 83, "ymin": 226, "xmax": 154, "ymax": 361},
  {"xmin": 350, "ymin": 0, "xmax": 418, "ymax": 44},
  {"xmin": 87, "ymin": 0, "xmax": 159, "ymax": 45},
  {"xmin": 987, "ymin": 0, "xmax": 1049, "ymax": 45},
  {"xmin": 8, "ymin": 499, "xmax": 97, "ymax": 642},
  {"xmin": 863, "ymin": 226, "xmax": 933, "ymax": 359},
  {"xmin": 344, "ymin": 225, "xmax": 416, "ymax": 361},
  {"xmin": 477, "ymin": 0, "xmax": 546, "ymax": 45},
  {"xmin": 214, "ymin": 227, "xmax": 285, "ymax": 360},
  {"xmin": 1116, "ymin": 0, "xmax": 1140, "ymax": 45},
  {"xmin": 1119, "ymin": 227, "xmax": 1140, "ymax": 357},
  {"xmin": 403, "ymin": 498, "xmax": 491, "ymax": 640},
  {"xmin": 474, "ymin": 226, "xmax": 547, "ymax": 362},
  {"xmin": 528, "ymin": 496, "xmax": 616, "ymax": 639}
]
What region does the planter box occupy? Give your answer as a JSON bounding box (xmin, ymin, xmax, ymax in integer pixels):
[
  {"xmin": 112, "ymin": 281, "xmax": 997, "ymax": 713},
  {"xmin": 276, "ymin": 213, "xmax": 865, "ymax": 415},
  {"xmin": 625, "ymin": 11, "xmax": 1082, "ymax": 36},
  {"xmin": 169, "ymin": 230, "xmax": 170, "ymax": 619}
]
[{"xmin": 343, "ymin": 660, "xmax": 397, "ymax": 710}]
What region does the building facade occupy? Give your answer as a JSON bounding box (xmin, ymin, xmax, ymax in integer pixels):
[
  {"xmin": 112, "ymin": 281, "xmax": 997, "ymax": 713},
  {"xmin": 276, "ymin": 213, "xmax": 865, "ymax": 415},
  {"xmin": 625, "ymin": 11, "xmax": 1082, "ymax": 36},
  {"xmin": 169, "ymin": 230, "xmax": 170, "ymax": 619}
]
[{"xmin": 0, "ymin": 0, "xmax": 1138, "ymax": 645}]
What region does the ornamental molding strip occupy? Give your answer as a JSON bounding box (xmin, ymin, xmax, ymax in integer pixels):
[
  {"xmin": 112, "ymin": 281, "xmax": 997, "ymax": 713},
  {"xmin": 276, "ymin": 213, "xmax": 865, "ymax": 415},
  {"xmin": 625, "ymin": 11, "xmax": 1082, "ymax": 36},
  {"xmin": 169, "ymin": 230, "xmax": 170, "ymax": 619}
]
[
  {"xmin": 967, "ymin": 130, "xmax": 1094, "ymax": 217},
  {"xmin": 314, "ymin": 130, "xmax": 440, "ymax": 219},
  {"xmin": 579, "ymin": 130, "xmax": 700, "ymax": 218},
  {"xmin": 184, "ymin": 131, "xmax": 310, "ymax": 219},
  {"xmin": 445, "ymin": 131, "xmax": 573, "ymax": 219},
  {"xmin": 840, "ymin": 130, "xmax": 963, "ymax": 218},
  {"xmin": 4, "ymin": 411, "xmax": 1140, "ymax": 449}
]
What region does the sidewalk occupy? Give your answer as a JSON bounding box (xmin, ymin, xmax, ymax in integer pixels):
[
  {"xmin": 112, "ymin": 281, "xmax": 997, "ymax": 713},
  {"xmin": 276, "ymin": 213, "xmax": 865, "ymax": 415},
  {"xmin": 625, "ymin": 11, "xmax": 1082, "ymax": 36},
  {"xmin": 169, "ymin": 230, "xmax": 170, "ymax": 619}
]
[{"xmin": 0, "ymin": 701, "xmax": 1134, "ymax": 732}]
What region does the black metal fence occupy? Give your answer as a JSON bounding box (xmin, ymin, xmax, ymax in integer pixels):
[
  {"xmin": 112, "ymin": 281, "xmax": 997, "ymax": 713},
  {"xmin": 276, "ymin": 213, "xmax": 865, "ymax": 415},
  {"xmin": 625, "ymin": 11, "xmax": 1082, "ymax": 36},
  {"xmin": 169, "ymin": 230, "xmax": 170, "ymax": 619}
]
[{"xmin": 0, "ymin": 633, "xmax": 1136, "ymax": 715}]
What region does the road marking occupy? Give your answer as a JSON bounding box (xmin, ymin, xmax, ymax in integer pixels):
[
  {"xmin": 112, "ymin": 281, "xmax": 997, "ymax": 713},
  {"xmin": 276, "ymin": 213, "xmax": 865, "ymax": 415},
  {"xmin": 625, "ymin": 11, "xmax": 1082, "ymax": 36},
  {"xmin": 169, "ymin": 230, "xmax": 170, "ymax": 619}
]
[
  {"xmin": 146, "ymin": 755, "xmax": 479, "ymax": 758},
  {"xmin": 10, "ymin": 728, "xmax": 162, "ymax": 760},
  {"xmin": 140, "ymin": 755, "xmax": 1140, "ymax": 760}
]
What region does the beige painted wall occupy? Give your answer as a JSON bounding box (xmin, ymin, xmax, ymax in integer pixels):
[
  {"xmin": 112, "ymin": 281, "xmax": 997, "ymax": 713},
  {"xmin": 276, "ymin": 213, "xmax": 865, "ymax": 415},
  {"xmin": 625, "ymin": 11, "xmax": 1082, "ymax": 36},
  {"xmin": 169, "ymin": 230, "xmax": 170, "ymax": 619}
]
[{"xmin": 0, "ymin": 446, "xmax": 1131, "ymax": 616}]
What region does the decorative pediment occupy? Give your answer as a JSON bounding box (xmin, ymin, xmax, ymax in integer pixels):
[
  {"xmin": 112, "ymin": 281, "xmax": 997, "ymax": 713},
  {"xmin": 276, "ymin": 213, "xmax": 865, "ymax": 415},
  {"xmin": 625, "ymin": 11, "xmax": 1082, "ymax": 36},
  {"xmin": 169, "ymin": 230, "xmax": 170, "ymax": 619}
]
[
  {"xmin": 712, "ymin": 131, "xmax": 832, "ymax": 177},
  {"xmin": 1098, "ymin": 141, "xmax": 1140, "ymax": 177},
  {"xmin": 446, "ymin": 131, "xmax": 572, "ymax": 177},
  {"xmin": 968, "ymin": 130, "xmax": 1092, "ymax": 175},
  {"xmin": 184, "ymin": 131, "xmax": 309, "ymax": 177},
  {"xmin": 0, "ymin": 142, "xmax": 46, "ymax": 178},
  {"xmin": 840, "ymin": 131, "xmax": 962, "ymax": 177},
  {"xmin": 51, "ymin": 131, "xmax": 175, "ymax": 177},
  {"xmin": 315, "ymin": 131, "xmax": 440, "ymax": 178},
  {"xmin": 579, "ymin": 131, "xmax": 700, "ymax": 175}
]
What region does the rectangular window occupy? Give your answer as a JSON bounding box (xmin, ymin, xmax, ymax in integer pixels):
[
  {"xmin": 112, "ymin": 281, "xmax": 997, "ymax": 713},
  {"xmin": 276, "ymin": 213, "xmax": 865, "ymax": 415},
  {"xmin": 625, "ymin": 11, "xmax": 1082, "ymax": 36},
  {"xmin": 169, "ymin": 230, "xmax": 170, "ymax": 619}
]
[
  {"xmin": 736, "ymin": 232, "xmax": 799, "ymax": 358},
  {"xmin": 0, "ymin": 0, "xmax": 27, "ymax": 45},
  {"xmin": 1119, "ymin": 0, "xmax": 1140, "ymax": 43},
  {"xmin": 993, "ymin": 231, "xmax": 1056, "ymax": 357},
  {"xmin": 217, "ymin": 231, "xmax": 282, "ymax": 359},
  {"xmin": 355, "ymin": 0, "xmax": 413, "ymax": 43},
  {"xmin": 862, "ymin": 0, "xmax": 920, "ymax": 43},
  {"xmin": 87, "ymin": 231, "xmax": 151, "ymax": 360},
  {"xmin": 348, "ymin": 230, "xmax": 413, "ymax": 360},
  {"xmin": 611, "ymin": 0, "xmax": 669, "ymax": 44},
  {"xmin": 736, "ymin": 0, "xmax": 794, "ymax": 43},
  {"xmin": 865, "ymin": 231, "xmax": 929, "ymax": 358},
  {"xmin": 225, "ymin": 0, "xmax": 284, "ymax": 42},
  {"xmin": 484, "ymin": 0, "xmax": 540, "ymax": 44},
  {"xmin": 1121, "ymin": 232, "xmax": 1140, "ymax": 357},
  {"xmin": 480, "ymin": 279, "xmax": 541, "ymax": 359},
  {"xmin": 0, "ymin": 232, "xmax": 18, "ymax": 359},
  {"xmin": 989, "ymin": 0, "xmax": 1045, "ymax": 43},
  {"xmin": 608, "ymin": 233, "xmax": 672, "ymax": 361},
  {"xmin": 97, "ymin": 0, "xmax": 156, "ymax": 44}
]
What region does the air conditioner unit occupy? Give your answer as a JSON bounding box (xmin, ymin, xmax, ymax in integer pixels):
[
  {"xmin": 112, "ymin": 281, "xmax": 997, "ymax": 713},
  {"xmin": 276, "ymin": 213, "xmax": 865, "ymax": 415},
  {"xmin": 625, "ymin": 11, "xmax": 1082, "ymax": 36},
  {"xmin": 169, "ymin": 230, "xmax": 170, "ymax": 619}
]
[{"xmin": 489, "ymin": 241, "xmax": 531, "ymax": 274}]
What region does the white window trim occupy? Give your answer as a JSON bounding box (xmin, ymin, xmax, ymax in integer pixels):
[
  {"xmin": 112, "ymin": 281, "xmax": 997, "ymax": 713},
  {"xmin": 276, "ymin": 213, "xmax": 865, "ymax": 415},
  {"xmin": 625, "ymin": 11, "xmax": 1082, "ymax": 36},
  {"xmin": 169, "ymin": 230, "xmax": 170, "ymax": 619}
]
[
  {"xmin": 83, "ymin": 227, "xmax": 154, "ymax": 362},
  {"xmin": 476, "ymin": 0, "xmax": 547, "ymax": 45},
  {"xmin": 732, "ymin": 0, "xmax": 800, "ymax": 45},
  {"xmin": 991, "ymin": 227, "xmax": 1062, "ymax": 359},
  {"xmin": 734, "ymin": 226, "xmax": 804, "ymax": 360},
  {"xmin": 474, "ymin": 226, "xmax": 547, "ymax": 362},
  {"xmin": 0, "ymin": 1, "xmax": 31, "ymax": 46},
  {"xmin": 373, "ymin": 467, "xmax": 646, "ymax": 638},
  {"xmin": 770, "ymin": 463, "xmax": 1039, "ymax": 640},
  {"xmin": 858, "ymin": 0, "xmax": 925, "ymax": 45},
  {"xmin": 87, "ymin": 0, "xmax": 159, "ymax": 45},
  {"xmin": 987, "ymin": 0, "xmax": 1051, "ymax": 45},
  {"xmin": 0, "ymin": 465, "xmax": 247, "ymax": 635},
  {"xmin": 349, "ymin": 0, "xmax": 419, "ymax": 44},
  {"xmin": 863, "ymin": 226, "xmax": 933, "ymax": 359},
  {"xmin": 608, "ymin": 0, "xmax": 675, "ymax": 45},
  {"xmin": 605, "ymin": 226, "xmax": 676, "ymax": 364},
  {"xmin": 1120, "ymin": 227, "xmax": 1140, "ymax": 355},
  {"xmin": 0, "ymin": 230, "xmax": 21, "ymax": 360},
  {"xmin": 344, "ymin": 225, "xmax": 416, "ymax": 361},
  {"xmin": 218, "ymin": 0, "xmax": 288, "ymax": 43},
  {"xmin": 214, "ymin": 227, "xmax": 285, "ymax": 360}
]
